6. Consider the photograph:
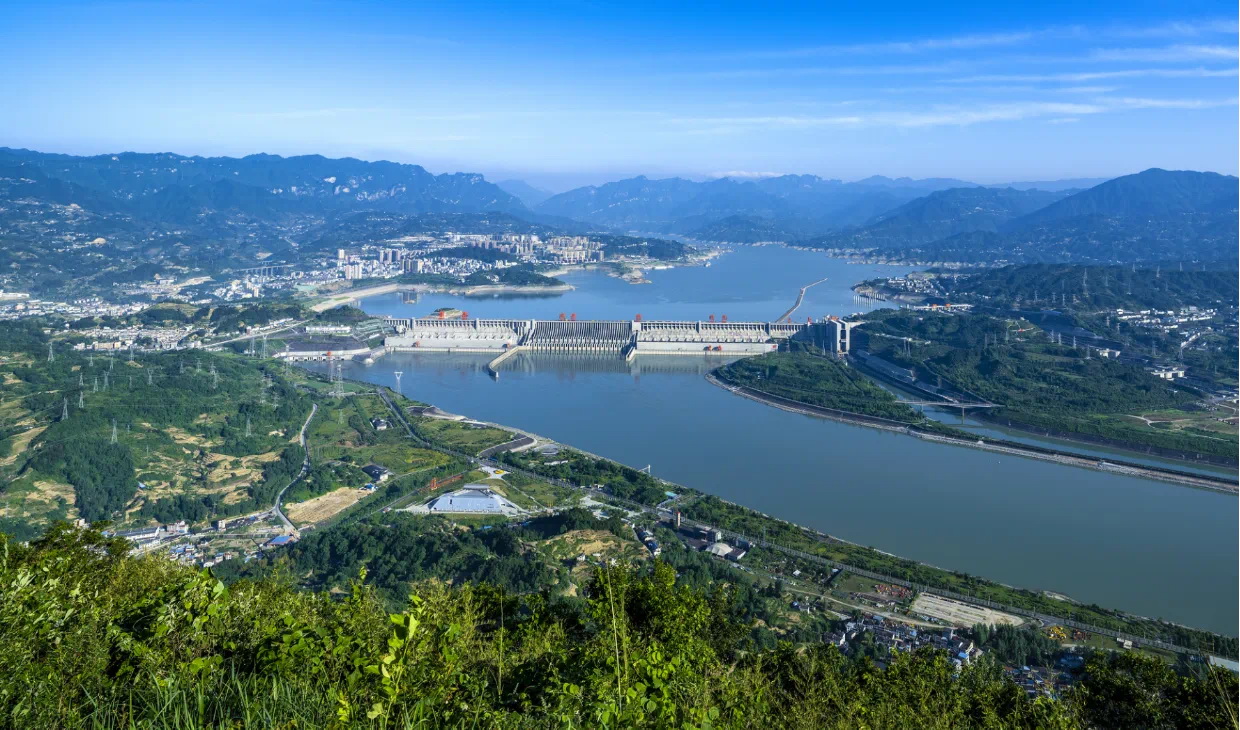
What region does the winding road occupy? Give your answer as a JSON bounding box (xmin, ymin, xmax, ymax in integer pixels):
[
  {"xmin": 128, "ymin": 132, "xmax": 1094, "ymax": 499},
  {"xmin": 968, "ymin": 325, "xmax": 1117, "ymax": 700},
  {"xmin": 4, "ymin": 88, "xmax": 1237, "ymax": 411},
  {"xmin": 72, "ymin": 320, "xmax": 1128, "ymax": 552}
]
[{"xmin": 273, "ymin": 403, "xmax": 318, "ymax": 533}]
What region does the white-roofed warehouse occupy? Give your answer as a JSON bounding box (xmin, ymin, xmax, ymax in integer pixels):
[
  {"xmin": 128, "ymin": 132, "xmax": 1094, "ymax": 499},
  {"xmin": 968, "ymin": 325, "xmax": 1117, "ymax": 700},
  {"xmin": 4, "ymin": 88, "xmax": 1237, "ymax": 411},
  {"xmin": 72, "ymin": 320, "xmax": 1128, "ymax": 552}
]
[{"xmin": 424, "ymin": 484, "xmax": 520, "ymax": 515}]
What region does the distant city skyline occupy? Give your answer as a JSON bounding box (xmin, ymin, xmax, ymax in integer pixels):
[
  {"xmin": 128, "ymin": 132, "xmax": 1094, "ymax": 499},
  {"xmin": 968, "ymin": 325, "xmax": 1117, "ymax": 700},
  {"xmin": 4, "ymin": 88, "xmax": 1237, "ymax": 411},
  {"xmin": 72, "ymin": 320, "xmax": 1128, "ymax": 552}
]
[{"xmin": 2, "ymin": 1, "xmax": 1236, "ymax": 190}]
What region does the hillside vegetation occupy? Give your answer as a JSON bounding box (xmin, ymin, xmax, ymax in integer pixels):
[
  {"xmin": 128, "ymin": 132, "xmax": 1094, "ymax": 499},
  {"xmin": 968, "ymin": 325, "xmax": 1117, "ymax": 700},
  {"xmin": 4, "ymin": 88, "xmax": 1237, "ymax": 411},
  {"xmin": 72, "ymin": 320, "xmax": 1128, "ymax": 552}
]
[
  {"xmin": 4, "ymin": 523, "xmax": 1236, "ymax": 728},
  {"xmin": 856, "ymin": 311, "xmax": 1237, "ymax": 459}
]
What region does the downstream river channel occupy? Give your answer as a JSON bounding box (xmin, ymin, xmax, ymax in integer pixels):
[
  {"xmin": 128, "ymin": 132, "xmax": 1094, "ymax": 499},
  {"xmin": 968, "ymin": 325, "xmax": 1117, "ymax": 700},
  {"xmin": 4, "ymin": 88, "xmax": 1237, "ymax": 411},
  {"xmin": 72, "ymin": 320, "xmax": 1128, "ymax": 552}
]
[{"xmin": 321, "ymin": 246, "xmax": 1238, "ymax": 634}]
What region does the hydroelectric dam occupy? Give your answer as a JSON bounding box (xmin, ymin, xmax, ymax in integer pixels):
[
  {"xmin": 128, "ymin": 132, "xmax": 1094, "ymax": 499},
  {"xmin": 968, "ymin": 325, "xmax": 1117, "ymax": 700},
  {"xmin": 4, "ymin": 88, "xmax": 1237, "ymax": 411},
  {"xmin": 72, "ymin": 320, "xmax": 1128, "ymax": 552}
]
[
  {"xmin": 381, "ymin": 315, "xmax": 853, "ymax": 374},
  {"xmin": 273, "ymin": 315, "xmax": 854, "ymax": 375}
]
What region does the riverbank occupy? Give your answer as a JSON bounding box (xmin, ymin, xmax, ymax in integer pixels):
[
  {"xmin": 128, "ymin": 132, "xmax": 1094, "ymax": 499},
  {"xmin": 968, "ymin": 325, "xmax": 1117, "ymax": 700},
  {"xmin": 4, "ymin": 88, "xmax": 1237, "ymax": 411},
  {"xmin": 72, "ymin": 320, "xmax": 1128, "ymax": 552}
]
[
  {"xmin": 365, "ymin": 380, "xmax": 1235, "ymax": 657},
  {"xmin": 971, "ymin": 409, "xmax": 1239, "ymax": 470},
  {"xmin": 347, "ymin": 246, "xmax": 1236, "ymax": 634},
  {"xmin": 308, "ymin": 280, "xmax": 573, "ymax": 312},
  {"xmin": 706, "ymin": 372, "xmax": 1238, "ymax": 495}
]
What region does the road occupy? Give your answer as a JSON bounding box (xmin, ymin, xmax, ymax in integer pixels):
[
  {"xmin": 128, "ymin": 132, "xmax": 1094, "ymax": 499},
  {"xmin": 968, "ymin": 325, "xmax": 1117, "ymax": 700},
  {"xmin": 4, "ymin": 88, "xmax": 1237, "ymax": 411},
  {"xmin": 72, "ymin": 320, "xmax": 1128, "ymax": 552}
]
[
  {"xmin": 208, "ymin": 320, "xmax": 309, "ymax": 348},
  {"xmin": 273, "ymin": 403, "xmax": 318, "ymax": 533}
]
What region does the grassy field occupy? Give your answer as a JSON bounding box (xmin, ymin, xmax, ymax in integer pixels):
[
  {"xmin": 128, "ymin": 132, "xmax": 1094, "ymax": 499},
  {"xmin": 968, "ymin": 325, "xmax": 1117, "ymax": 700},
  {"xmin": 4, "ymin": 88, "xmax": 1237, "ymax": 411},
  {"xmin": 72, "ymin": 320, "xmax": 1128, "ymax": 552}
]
[
  {"xmin": 317, "ymin": 443, "xmax": 451, "ymax": 474},
  {"xmin": 1117, "ymin": 408, "xmax": 1238, "ymax": 439},
  {"xmin": 416, "ymin": 418, "xmax": 514, "ymax": 453}
]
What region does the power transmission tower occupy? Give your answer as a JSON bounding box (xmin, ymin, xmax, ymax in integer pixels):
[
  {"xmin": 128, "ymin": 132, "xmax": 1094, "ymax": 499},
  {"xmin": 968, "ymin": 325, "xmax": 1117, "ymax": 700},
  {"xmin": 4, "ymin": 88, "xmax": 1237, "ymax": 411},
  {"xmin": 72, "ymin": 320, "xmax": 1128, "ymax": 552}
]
[
  {"xmin": 47, "ymin": 342, "xmax": 54, "ymax": 363},
  {"xmin": 331, "ymin": 358, "xmax": 344, "ymax": 398},
  {"xmin": 92, "ymin": 376, "xmax": 98, "ymax": 393},
  {"xmin": 61, "ymin": 397, "xmax": 69, "ymax": 421},
  {"xmin": 245, "ymin": 416, "xmax": 251, "ymax": 438},
  {"xmin": 111, "ymin": 419, "xmax": 118, "ymax": 444},
  {"xmin": 88, "ymin": 352, "xmax": 94, "ymax": 367},
  {"xmin": 128, "ymin": 344, "xmax": 134, "ymax": 363},
  {"xmin": 394, "ymin": 371, "xmax": 403, "ymax": 394},
  {"xmin": 261, "ymin": 335, "xmax": 268, "ymax": 359},
  {"xmin": 77, "ymin": 390, "xmax": 84, "ymax": 408},
  {"xmin": 78, "ymin": 372, "xmax": 84, "ymax": 387},
  {"xmin": 103, "ymin": 372, "xmax": 109, "ymax": 390},
  {"xmin": 210, "ymin": 363, "xmax": 219, "ymax": 390},
  {"xmin": 147, "ymin": 368, "xmax": 153, "ymax": 385}
]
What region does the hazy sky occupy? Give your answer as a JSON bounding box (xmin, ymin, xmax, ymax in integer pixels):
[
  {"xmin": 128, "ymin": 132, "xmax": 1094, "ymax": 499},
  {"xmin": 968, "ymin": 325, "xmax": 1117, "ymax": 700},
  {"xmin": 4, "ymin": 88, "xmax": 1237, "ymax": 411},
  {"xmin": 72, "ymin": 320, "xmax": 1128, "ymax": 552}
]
[{"xmin": 2, "ymin": 1, "xmax": 1237, "ymax": 189}]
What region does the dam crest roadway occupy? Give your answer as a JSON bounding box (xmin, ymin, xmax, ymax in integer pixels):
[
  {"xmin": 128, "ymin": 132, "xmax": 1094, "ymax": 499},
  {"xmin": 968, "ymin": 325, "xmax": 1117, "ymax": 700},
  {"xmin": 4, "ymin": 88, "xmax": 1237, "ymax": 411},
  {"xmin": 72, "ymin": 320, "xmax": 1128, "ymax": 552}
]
[{"xmin": 377, "ymin": 315, "xmax": 853, "ymax": 376}]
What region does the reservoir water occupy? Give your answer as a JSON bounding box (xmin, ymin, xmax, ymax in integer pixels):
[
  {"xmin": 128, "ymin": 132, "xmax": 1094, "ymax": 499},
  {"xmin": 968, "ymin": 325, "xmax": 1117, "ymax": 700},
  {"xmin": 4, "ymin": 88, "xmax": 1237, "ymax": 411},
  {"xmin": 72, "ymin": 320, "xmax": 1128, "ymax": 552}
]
[{"xmin": 329, "ymin": 246, "xmax": 1237, "ymax": 634}]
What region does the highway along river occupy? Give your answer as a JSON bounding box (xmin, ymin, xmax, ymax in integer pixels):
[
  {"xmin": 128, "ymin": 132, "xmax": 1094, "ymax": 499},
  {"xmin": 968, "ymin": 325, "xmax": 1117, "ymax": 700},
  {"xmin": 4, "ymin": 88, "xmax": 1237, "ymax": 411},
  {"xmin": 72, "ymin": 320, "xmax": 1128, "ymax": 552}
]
[{"xmin": 316, "ymin": 246, "xmax": 1238, "ymax": 634}]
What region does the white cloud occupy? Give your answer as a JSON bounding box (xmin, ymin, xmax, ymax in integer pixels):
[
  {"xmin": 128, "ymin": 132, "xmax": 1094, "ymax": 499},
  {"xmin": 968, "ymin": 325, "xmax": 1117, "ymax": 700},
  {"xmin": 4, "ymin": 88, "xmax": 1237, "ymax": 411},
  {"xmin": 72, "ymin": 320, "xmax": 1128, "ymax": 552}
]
[
  {"xmin": 1090, "ymin": 44, "xmax": 1239, "ymax": 62},
  {"xmin": 947, "ymin": 67, "xmax": 1238, "ymax": 83},
  {"xmin": 663, "ymin": 95, "xmax": 1235, "ymax": 132},
  {"xmin": 1101, "ymin": 96, "xmax": 1239, "ymax": 110},
  {"xmin": 744, "ymin": 30, "xmax": 1040, "ymax": 59},
  {"xmin": 671, "ymin": 61, "xmax": 969, "ymax": 80},
  {"xmin": 1105, "ymin": 18, "xmax": 1239, "ymax": 38},
  {"xmin": 712, "ymin": 18, "xmax": 1235, "ymax": 61}
]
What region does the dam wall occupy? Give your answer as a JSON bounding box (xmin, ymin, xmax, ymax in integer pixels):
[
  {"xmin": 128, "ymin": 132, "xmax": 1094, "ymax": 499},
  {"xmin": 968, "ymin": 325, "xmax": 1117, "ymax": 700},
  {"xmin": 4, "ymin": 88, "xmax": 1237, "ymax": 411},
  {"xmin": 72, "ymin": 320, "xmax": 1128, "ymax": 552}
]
[{"xmin": 380, "ymin": 316, "xmax": 836, "ymax": 359}]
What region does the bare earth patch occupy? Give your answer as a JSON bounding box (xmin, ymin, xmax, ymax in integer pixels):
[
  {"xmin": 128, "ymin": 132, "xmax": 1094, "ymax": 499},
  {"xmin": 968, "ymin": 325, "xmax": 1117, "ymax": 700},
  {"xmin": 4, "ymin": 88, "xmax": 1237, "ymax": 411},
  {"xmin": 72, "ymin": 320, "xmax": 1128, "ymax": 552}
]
[
  {"xmin": 286, "ymin": 487, "xmax": 369, "ymax": 526},
  {"xmin": 911, "ymin": 593, "xmax": 1023, "ymax": 628},
  {"xmin": 0, "ymin": 426, "xmax": 46, "ymax": 467}
]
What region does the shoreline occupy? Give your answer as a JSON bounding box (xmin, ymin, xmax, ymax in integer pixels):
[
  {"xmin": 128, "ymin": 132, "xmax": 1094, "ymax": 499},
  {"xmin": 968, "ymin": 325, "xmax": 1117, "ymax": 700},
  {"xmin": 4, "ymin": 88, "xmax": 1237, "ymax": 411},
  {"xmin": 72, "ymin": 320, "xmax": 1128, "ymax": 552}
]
[
  {"xmin": 359, "ymin": 377, "xmax": 1235, "ymax": 654},
  {"xmin": 705, "ymin": 372, "xmax": 1237, "ymax": 495},
  {"xmin": 308, "ymin": 281, "xmax": 574, "ymax": 311}
]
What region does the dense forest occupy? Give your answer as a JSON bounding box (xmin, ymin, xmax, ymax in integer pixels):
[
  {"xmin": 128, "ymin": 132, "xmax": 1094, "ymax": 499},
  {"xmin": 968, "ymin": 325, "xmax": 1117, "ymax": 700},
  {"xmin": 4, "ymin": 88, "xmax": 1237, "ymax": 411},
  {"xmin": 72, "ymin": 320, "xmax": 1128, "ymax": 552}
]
[
  {"xmin": 942, "ymin": 264, "xmax": 1239, "ymax": 311},
  {"xmin": 714, "ymin": 349, "xmax": 924, "ymax": 423},
  {"xmin": 856, "ymin": 311, "xmax": 1236, "ymax": 459},
  {"xmin": 2, "ymin": 524, "xmax": 1235, "ymax": 728}
]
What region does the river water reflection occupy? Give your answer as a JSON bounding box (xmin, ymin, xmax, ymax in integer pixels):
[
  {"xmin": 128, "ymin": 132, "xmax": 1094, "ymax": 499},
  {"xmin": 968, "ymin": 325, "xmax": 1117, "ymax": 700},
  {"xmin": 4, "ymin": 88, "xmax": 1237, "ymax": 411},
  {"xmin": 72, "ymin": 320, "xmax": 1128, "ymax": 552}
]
[{"xmin": 324, "ymin": 246, "xmax": 1236, "ymax": 634}]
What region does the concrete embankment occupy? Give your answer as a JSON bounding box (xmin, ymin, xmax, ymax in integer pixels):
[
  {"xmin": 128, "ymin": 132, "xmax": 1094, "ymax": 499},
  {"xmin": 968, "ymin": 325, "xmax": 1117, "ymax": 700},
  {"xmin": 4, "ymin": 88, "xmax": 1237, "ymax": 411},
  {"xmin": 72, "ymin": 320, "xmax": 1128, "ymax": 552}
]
[
  {"xmin": 310, "ymin": 283, "xmax": 401, "ymax": 312},
  {"xmin": 486, "ymin": 346, "xmax": 526, "ymax": 376},
  {"xmin": 706, "ymin": 373, "xmax": 1238, "ymax": 495},
  {"xmin": 310, "ymin": 281, "xmax": 571, "ymax": 312}
]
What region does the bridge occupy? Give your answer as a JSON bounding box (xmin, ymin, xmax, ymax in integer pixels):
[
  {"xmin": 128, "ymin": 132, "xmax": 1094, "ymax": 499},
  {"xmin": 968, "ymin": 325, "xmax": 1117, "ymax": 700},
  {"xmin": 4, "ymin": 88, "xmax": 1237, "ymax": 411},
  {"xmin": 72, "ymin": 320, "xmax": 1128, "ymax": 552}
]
[
  {"xmin": 381, "ymin": 316, "xmax": 851, "ymax": 361},
  {"xmin": 898, "ymin": 400, "xmax": 1001, "ymax": 409}
]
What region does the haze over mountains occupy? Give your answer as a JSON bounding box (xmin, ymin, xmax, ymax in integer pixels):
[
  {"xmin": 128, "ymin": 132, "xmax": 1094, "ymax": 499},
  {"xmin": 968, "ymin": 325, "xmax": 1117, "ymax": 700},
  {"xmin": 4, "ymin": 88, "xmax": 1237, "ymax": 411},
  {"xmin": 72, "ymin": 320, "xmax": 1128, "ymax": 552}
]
[{"xmin": 0, "ymin": 146, "xmax": 1235, "ymax": 297}]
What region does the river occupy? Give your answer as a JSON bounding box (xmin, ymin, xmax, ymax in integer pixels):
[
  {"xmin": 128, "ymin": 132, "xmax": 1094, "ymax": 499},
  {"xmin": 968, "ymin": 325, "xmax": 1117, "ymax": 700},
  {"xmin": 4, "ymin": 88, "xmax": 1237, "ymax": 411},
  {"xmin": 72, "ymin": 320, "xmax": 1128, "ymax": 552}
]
[{"xmin": 321, "ymin": 245, "xmax": 1238, "ymax": 634}]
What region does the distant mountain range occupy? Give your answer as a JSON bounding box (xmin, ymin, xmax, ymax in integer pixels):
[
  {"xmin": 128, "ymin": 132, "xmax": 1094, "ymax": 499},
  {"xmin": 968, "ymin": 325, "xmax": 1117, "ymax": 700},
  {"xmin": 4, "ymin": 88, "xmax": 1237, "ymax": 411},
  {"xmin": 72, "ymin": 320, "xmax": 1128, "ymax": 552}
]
[
  {"xmin": 533, "ymin": 174, "xmax": 982, "ymax": 236},
  {"xmin": 0, "ymin": 147, "xmax": 526, "ymax": 218},
  {"xmin": 496, "ymin": 179, "xmax": 554, "ymax": 207},
  {"xmin": 817, "ymin": 169, "xmax": 1238, "ymax": 264},
  {"xmin": 804, "ymin": 187, "xmax": 1071, "ymax": 250},
  {"xmin": 0, "ymin": 146, "xmax": 1234, "ymax": 297}
]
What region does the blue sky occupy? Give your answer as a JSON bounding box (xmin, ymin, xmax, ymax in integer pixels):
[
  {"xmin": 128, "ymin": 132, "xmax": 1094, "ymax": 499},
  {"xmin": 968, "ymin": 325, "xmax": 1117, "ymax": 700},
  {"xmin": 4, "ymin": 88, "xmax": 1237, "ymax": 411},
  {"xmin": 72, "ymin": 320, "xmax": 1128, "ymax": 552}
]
[{"xmin": 1, "ymin": 1, "xmax": 1236, "ymax": 188}]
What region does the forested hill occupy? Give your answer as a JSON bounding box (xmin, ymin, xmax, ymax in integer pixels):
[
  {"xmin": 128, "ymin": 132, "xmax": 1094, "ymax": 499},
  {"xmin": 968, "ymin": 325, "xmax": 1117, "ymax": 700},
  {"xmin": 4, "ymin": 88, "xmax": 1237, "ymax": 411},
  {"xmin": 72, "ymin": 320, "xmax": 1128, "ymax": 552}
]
[
  {"xmin": 942, "ymin": 264, "xmax": 1240, "ymax": 311},
  {"xmin": 1014, "ymin": 168, "xmax": 1237, "ymax": 225},
  {"xmin": 0, "ymin": 147, "xmax": 535, "ymax": 295},
  {"xmin": 4, "ymin": 524, "xmax": 1235, "ymax": 727},
  {"xmin": 0, "ymin": 147, "xmax": 526, "ymax": 217},
  {"xmin": 803, "ymin": 187, "xmax": 1070, "ymax": 250}
]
